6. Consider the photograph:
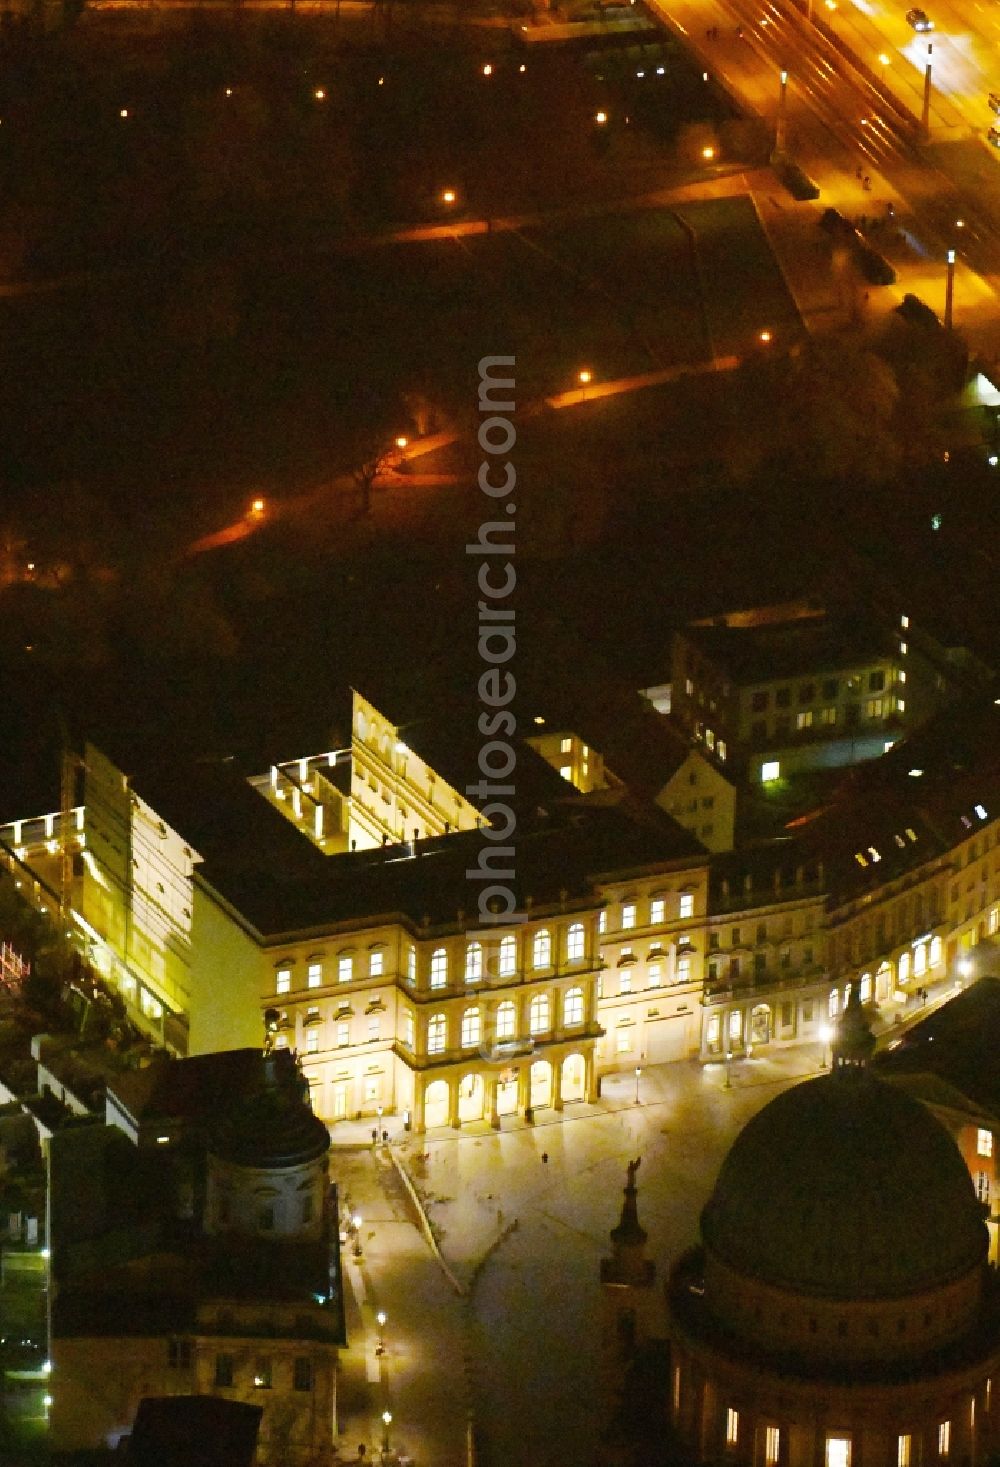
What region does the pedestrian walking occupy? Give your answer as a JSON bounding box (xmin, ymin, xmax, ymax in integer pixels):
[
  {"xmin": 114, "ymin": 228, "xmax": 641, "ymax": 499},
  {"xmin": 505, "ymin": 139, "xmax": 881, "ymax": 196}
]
[
  {"xmin": 371, "ymin": 1127, "xmax": 378, "ymax": 1146},
  {"xmin": 863, "ymin": 175, "xmax": 871, "ymax": 191}
]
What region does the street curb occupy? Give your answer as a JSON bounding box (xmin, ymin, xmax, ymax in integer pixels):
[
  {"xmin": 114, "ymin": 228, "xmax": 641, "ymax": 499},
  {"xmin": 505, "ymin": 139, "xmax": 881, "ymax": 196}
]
[
  {"xmin": 469, "ymin": 1218, "xmax": 519, "ymax": 1294},
  {"xmin": 387, "ymin": 1146, "xmax": 469, "ymax": 1298}
]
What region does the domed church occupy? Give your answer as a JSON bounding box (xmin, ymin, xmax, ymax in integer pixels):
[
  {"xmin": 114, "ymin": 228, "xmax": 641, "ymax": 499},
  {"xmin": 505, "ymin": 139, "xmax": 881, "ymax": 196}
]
[{"xmin": 602, "ymin": 987, "xmax": 1000, "ymax": 1467}]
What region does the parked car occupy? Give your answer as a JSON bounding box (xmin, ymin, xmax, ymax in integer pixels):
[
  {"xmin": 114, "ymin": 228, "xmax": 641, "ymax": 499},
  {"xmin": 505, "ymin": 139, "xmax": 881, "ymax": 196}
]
[{"xmin": 906, "ymin": 8, "xmax": 933, "ymax": 30}]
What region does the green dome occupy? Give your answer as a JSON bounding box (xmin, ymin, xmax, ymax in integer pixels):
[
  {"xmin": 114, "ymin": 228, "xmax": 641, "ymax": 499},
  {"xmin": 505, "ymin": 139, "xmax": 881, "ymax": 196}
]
[{"xmin": 702, "ymin": 1072, "xmax": 987, "ymax": 1300}]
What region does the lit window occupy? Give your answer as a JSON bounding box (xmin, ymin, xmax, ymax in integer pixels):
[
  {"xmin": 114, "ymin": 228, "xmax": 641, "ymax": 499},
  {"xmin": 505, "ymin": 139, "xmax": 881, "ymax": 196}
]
[
  {"xmin": 677, "ymin": 955, "xmax": 692, "ymax": 983},
  {"xmin": 407, "ymin": 946, "xmax": 416, "ymax": 985},
  {"xmin": 938, "ymin": 1421, "xmax": 950, "ymax": 1458},
  {"xmin": 496, "ymin": 1000, "xmax": 515, "ymax": 1039},
  {"xmin": 616, "ymin": 1023, "xmax": 633, "ymax": 1054},
  {"xmin": 336, "ymin": 1020, "xmax": 349, "ymax": 1047},
  {"xmin": 897, "ymin": 698, "xmax": 906, "ymax": 714},
  {"xmin": 560, "ymin": 737, "xmax": 572, "ymax": 753},
  {"xmin": 679, "ymin": 894, "xmax": 695, "ymax": 920},
  {"xmin": 826, "ymin": 1439, "xmax": 850, "ymax": 1467},
  {"xmin": 726, "ymin": 1408, "xmax": 739, "ymax": 1446},
  {"xmin": 499, "ymin": 934, "xmax": 516, "ymax": 976},
  {"xmin": 529, "ymin": 993, "xmax": 550, "ymax": 1034},
  {"xmin": 728, "ymin": 1010, "xmax": 742, "ymax": 1042},
  {"xmin": 820, "ymin": 706, "xmax": 837, "ymax": 726},
  {"xmin": 466, "ymin": 942, "xmax": 483, "ymax": 981},
  {"xmin": 647, "ymin": 962, "xmax": 662, "ymax": 988},
  {"xmin": 430, "ymin": 948, "xmax": 448, "ymax": 988},
  {"xmin": 428, "ymin": 1014, "xmax": 447, "ymax": 1054},
  {"xmin": 829, "ymin": 988, "xmax": 839, "ymax": 1018},
  {"xmin": 367, "ymin": 1015, "xmax": 380, "ymax": 1041},
  {"xmin": 403, "ymin": 1009, "xmax": 414, "ymax": 1048},
  {"xmin": 979, "ymin": 1128, "xmax": 993, "ymax": 1158},
  {"xmin": 533, "ymin": 929, "xmax": 552, "ymax": 968},
  {"xmin": 461, "ymin": 1007, "xmax": 481, "ymax": 1048},
  {"xmin": 620, "ymin": 969, "xmax": 632, "ymax": 995},
  {"xmin": 899, "ymin": 951, "xmax": 911, "ymax": 983},
  {"xmin": 866, "ymin": 698, "xmax": 884, "ymax": 719},
  {"xmin": 796, "ymin": 710, "xmax": 813, "ymax": 730},
  {"xmin": 567, "ymin": 923, "xmax": 585, "ymax": 962},
  {"xmin": 899, "ymin": 669, "xmax": 907, "ymax": 684},
  {"xmin": 564, "ymin": 987, "xmax": 584, "ymax": 1026},
  {"xmin": 622, "ymin": 903, "xmax": 636, "ymax": 930},
  {"xmin": 650, "ymin": 897, "xmax": 665, "ymax": 925},
  {"xmin": 901, "ymin": 613, "xmax": 909, "ymax": 629},
  {"xmin": 141, "ymin": 991, "xmax": 162, "ymax": 1021},
  {"xmin": 761, "ymin": 760, "xmax": 780, "ymax": 783},
  {"xmin": 930, "ymin": 936, "xmax": 943, "ymax": 965},
  {"xmin": 253, "ymin": 1358, "xmax": 272, "ymax": 1389},
  {"xmin": 306, "ymin": 1028, "xmax": 319, "ymax": 1053},
  {"xmin": 307, "ymin": 962, "xmax": 322, "ymax": 988},
  {"xmin": 898, "ymin": 1435, "xmax": 911, "ymax": 1467},
  {"xmin": 338, "ymin": 955, "xmax": 353, "ymax": 983},
  {"xmin": 765, "ymin": 1427, "xmax": 780, "ymax": 1466},
  {"xmin": 276, "ymin": 968, "xmax": 291, "ymax": 995},
  {"xmin": 598, "ymin": 910, "xmax": 607, "ymax": 934},
  {"xmin": 706, "ymin": 728, "xmax": 715, "ymax": 750},
  {"xmin": 369, "ymin": 950, "xmax": 384, "ymax": 978},
  {"xmin": 718, "ymin": 740, "xmax": 727, "ymax": 761},
  {"xmin": 900, "ymin": 640, "xmax": 908, "ymax": 655},
  {"xmin": 559, "ymin": 765, "xmax": 572, "ymax": 780}
]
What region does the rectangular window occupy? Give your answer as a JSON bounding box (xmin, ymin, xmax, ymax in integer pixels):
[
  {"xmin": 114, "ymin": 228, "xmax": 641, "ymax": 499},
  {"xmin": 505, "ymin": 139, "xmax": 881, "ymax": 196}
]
[
  {"xmin": 215, "ymin": 1354, "xmax": 234, "ymax": 1388},
  {"xmin": 726, "ymin": 1408, "xmax": 739, "ymax": 1446},
  {"xmin": 775, "ymin": 687, "xmax": 791, "ymax": 708},
  {"xmin": 560, "ymin": 736, "xmax": 572, "ymax": 753},
  {"xmin": 598, "ymin": 910, "xmax": 607, "ymax": 934},
  {"xmin": 293, "ymin": 1357, "xmax": 313, "ymax": 1392},
  {"xmin": 938, "ymin": 1421, "xmax": 950, "ymax": 1457},
  {"xmin": 979, "ymin": 1128, "xmax": 994, "ymax": 1158},
  {"xmin": 761, "ymin": 760, "xmax": 780, "ymax": 783},
  {"xmin": 826, "ymin": 1439, "xmax": 850, "ymax": 1467},
  {"xmin": 869, "ymin": 669, "xmax": 885, "ymax": 691},
  {"xmin": 679, "ymin": 894, "xmax": 694, "ymax": 919},
  {"xmin": 650, "ymin": 898, "xmax": 665, "ymax": 925},
  {"xmin": 338, "ymin": 955, "xmax": 353, "ymax": 983},
  {"xmin": 619, "ymin": 970, "xmax": 632, "ymax": 995},
  {"xmin": 307, "ymin": 962, "xmax": 322, "ymax": 988},
  {"xmin": 168, "ymin": 1339, "xmax": 192, "ymax": 1369},
  {"xmin": 276, "ymin": 968, "xmax": 291, "ymax": 995},
  {"xmin": 796, "ymin": 710, "xmax": 813, "ymax": 730},
  {"xmin": 306, "ymin": 1028, "xmax": 319, "ymax": 1054},
  {"xmin": 897, "ymin": 1435, "xmax": 911, "ymax": 1467},
  {"xmin": 622, "ymin": 903, "xmax": 636, "ymax": 930},
  {"xmin": 676, "ymin": 956, "xmax": 692, "ymax": 982},
  {"xmin": 407, "ymin": 946, "xmax": 416, "ymax": 985},
  {"xmin": 364, "ymin": 1075, "xmax": 381, "ymax": 1102},
  {"xmin": 370, "ymin": 950, "xmax": 384, "ymax": 977},
  {"xmin": 615, "ymin": 1026, "xmax": 633, "ymax": 1054},
  {"xmin": 820, "ymin": 705, "xmax": 837, "ymax": 726},
  {"xmin": 253, "ymin": 1357, "xmax": 272, "ymax": 1389},
  {"xmin": 647, "ymin": 962, "xmax": 661, "ymax": 988},
  {"xmin": 337, "ymin": 1020, "xmax": 350, "ymax": 1047},
  {"xmin": 367, "ymin": 1015, "xmax": 380, "ymax": 1041},
  {"xmin": 765, "ymin": 1427, "xmax": 780, "ymax": 1466},
  {"xmin": 866, "ymin": 698, "xmax": 884, "ymax": 719}
]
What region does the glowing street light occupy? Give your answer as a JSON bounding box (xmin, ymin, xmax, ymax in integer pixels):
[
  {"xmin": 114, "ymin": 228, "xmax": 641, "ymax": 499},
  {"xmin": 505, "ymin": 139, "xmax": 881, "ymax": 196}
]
[
  {"xmin": 441, "ymin": 189, "xmax": 457, "ymax": 205},
  {"xmin": 578, "ymin": 369, "xmax": 592, "ymax": 384},
  {"xmin": 248, "ymin": 497, "xmax": 266, "ymax": 520},
  {"xmin": 595, "ymin": 110, "xmax": 608, "ymax": 124},
  {"xmin": 634, "ymin": 1065, "xmax": 642, "ymax": 1104},
  {"xmin": 119, "ymin": 108, "xmax": 129, "ymax": 119},
  {"xmin": 352, "ymin": 1212, "xmax": 363, "ymax": 1256},
  {"xmin": 395, "ymin": 436, "xmax": 408, "ymax": 449},
  {"xmin": 724, "ymin": 1049, "xmax": 733, "ymax": 1088},
  {"xmin": 702, "ymin": 144, "xmax": 716, "ymax": 161},
  {"xmin": 759, "ymin": 328, "xmax": 773, "ymax": 344},
  {"xmin": 482, "ymin": 62, "xmax": 493, "ymax": 76},
  {"xmin": 314, "ymin": 88, "xmax": 326, "ymax": 101},
  {"xmin": 819, "ymin": 1023, "xmax": 833, "ymax": 1068},
  {"xmin": 382, "ymin": 1410, "xmax": 393, "ymax": 1452},
  {"xmin": 376, "ymin": 1308, "xmax": 387, "ymax": 1355}
]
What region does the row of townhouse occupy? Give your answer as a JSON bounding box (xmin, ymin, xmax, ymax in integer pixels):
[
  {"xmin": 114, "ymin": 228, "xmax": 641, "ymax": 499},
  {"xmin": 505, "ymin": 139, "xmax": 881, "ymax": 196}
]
[{"xmin": 5, "ymin": 695, "xmax": 1000, "ymax": 1132}]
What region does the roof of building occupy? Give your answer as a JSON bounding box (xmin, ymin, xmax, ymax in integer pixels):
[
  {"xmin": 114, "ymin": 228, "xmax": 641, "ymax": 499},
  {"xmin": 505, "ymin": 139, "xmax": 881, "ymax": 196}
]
[
  {"xmin": 874, "ymin": 977, "xmax": 1000, "ymax": 1119},
  {"xmin": 212, "ymin": 1048, "xmax": 330, "ymax": 1169},
  {"xmin": 677, "ymin": 613, "xmax": 893, "ymax": 686},
  {"xmin": 128, "ymin": 1395, "xmax": 262, "ymax": 1467},
  {"xmin": 108, "ymin": 1049, "xmax": 271, "ymax": 1133},
  {"xmin": 701, "ymin": 1069, "xmax": 987, "ymax": 1300}
]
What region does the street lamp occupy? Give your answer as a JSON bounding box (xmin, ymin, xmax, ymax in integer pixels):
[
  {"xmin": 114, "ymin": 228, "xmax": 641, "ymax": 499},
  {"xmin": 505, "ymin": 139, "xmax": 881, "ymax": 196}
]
[
  {"xmin": 819, "ymin": 1023, "xmax": 832, "ymax": 1068},
  {"xmin": 945, "ymin": 247, "xmax": 956, "ymax": 330},
  {"xmin": 382, "ymin": 1409, "xmax": 393, "ymax": 1452},
  {"xmin": 595, "ymin": 110, "xmax": 608, "ymax": 125},
  {"xmin": 248, "ymin": 497, "xmax": 266, "ymax": 520},
  {"xmin": 724, "ymin": 1049, "xmax": 733, "ymax": 1089},
  {"xmin": 441, "ymin": 189, "xmax": 457, "ymax": 206},
  {"xmin": 759, "ymin": 328, "xmax": 773, "ymax": 345},
  {"xmin": 376, "ymin": 1309, "xmax": 387, "ymax": 1356},
  {"xmin": 775, "ymin": 68, "xmax": 789, "ymax": 155},
  {"xmin": 701, "ymin": 144, "xmax": 716, "ymax": 161},
  {"xmin": 634, "ymin": 1065, "xmax": 642, "ymax": 1104},
  {"xmin": 921, "ymin": 41, "xmax": 933, "ymax": 136},
  {"xmin": 352, "ymin": 1213, "xmax": 363, "ymax": 1257},
  {"xmin": 578, "ymin": 368, "xmax": 593, "ymax": 402}
]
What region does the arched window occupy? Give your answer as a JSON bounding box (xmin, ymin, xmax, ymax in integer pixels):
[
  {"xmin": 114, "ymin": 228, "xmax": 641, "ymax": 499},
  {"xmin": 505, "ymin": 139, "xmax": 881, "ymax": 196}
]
[
  {"xmin": 499, "ymin": 934, "xmax": 516, "ymax": 977},
  {"xmin": 566, "ymin": 923, "xmax": 585, "ymax": 962},
  {"xmin": 564, "ymin": 987, "xmax": 584, "ymax": 1026},
  {"xmin": 529, "ymin": 993, "xmax": 550, "ymax": 1034},
  {"xmin": 430, "ymin": 948, "xmax": 448, "ymax": 989},
  {"xmin": 828, "ymin": 988, "xmax": 839, "ymax": 1019},
  {"xmin": 465, "ymin": 942, "xmax": 482, "ymax": 981},
  {"xmin": 461, "ymin": 1007, "xmax": 481, "ymax": 1048},
  {"xmin": 495, "ymin": 1001, "xmax": 516, "ymax": 1040},
  {"xmin": 533, "ymin": 929, "xmax": 551, "ymax": 969},
  {"xmin": 403, "ymin": 1009, "xmax": 415, "ymax": 1049},
  {"xmin": 898, "ymin": 950, "xmax": 911, "ymax": 983},
  {"xmin": 428, "ymin": 1013, "xmax": 447, "ymax": 1054},
  {"xmin": 930, "ymin": 935, "xmax": 943, "ymax": 967}
]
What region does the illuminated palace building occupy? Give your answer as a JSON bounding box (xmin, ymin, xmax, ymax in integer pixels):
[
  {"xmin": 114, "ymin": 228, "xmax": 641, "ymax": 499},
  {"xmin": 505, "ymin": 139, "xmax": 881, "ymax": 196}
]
[{"xmin": 5, "ymin": 689, "xmax": 1000, "ymax": 1131}]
